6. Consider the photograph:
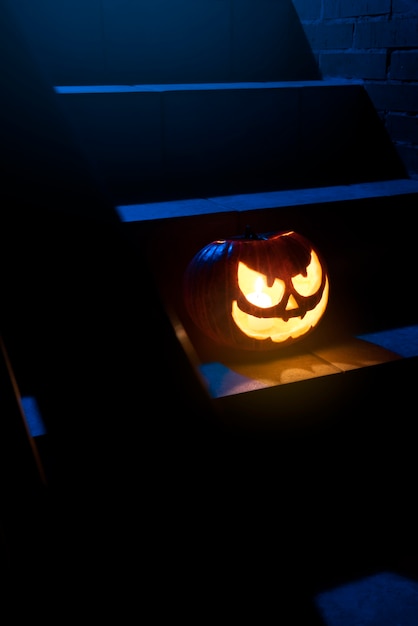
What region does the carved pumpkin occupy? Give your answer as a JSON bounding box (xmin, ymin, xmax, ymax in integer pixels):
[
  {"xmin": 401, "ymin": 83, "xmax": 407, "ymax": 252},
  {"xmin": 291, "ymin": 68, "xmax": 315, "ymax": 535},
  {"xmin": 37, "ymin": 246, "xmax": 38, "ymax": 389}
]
[{"xmin": 183, "ymin": 227, "xmax": 329, "ymax": 351}]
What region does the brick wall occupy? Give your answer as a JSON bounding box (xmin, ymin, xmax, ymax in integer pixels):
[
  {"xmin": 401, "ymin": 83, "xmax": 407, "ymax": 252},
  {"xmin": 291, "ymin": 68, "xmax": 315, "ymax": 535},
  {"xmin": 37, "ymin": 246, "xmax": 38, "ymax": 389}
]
[{"xmin": 292, "ymin": 0, "xmax": 418, "ymax": 179}]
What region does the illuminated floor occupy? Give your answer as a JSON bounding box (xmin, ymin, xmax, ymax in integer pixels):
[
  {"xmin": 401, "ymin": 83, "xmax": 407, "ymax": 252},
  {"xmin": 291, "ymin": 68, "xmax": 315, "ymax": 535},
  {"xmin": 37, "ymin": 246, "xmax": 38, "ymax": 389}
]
[{"xmin": 198, "ymin": 324, "xmax": 418, "ymax": 400}]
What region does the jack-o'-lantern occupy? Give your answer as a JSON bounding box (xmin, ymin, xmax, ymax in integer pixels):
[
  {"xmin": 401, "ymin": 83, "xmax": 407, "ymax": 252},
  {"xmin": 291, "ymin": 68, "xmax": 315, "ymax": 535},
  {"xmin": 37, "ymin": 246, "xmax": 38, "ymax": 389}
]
[{"xmin": 183, "ymin": 227, "xmax": 329, "ymax": 351}]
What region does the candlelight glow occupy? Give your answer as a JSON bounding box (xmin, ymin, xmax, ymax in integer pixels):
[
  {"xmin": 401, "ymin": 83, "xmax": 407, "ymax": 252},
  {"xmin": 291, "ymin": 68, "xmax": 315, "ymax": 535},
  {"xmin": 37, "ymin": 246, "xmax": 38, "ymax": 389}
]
[
  {"xmin": 246, "ymin": 275, "xmax": 274, "ymax": 331},
  {"xmin": 232, "ymin": 255, "xmax": 329, "ymax": 342}
]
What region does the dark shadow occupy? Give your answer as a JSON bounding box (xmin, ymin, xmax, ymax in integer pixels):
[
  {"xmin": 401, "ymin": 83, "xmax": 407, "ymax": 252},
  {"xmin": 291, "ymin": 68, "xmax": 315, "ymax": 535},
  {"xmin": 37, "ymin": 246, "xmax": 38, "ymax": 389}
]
[
  {"xmin": 0, "ymin": 0, "xmax": 217, "ymax": 612},
  {"xmin": 0, "ymin": 4, "xmax": 325, "ymax": 622}
]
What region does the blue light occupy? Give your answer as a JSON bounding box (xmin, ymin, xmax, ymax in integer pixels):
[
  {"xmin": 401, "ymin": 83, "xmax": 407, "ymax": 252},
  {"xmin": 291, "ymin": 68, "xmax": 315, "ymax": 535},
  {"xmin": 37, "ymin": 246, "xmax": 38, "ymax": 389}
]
[
  {"xmin": 357, "ymin": 324, "xmax": 418, "ymax": 358},
  {"xmin": 315, "ymin": 572, "xmax": 418, "ymax": 626},
  {"xmin": 54, "ymin": 80, "xmax": 350, "ymax": 95},
  {"xmin": 21, "ymin": 396, "xmax": 46, "ymax": 437}
]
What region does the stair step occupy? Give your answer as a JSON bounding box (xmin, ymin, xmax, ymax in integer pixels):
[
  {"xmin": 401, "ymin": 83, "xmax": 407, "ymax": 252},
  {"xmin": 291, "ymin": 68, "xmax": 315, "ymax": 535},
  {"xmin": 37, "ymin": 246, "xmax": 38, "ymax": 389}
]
[
  {"xmin": 199, "ymin": 330, "xmax": 417, "ymax": 401},
  {"xmin": 56, "ymin": 79, "xmax": 407, "ymax": 205},
  {"xmin": 121, "ymin": 178, "xmax": 418, "ymax": 343},
  {"xmin": 117, "ymin": 178, "xmax": 418, "ymax": 222},
  {"xmin": 55, "ymin": 79, "xmax": 359, "ymax": 94}
]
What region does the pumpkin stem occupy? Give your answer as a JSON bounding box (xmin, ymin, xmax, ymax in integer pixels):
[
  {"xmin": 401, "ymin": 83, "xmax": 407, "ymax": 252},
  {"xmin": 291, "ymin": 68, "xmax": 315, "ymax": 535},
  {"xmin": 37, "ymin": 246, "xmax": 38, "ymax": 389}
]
[{"xmin": 244, "ymin": 225, "xmax": 260, "ymax": 240}]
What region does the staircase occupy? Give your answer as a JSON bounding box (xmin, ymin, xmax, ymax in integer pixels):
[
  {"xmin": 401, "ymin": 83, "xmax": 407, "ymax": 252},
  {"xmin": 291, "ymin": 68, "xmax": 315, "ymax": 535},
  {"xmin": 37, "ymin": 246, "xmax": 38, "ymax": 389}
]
[
  {"xmin": 19, "ymin": 0, "xmax": 417, "ymax": 395},
  {"xmin": 5, "ymin": 3, "xmax": 418, "ymax": 609},
  {"xmin": 50, "ymin": 1, "xmax": 418, "ymax": 397}
]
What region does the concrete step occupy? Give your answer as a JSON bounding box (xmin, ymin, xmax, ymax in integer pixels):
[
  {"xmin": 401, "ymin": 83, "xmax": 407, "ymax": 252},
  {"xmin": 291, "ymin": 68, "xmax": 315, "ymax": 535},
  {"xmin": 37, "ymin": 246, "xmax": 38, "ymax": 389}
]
[
  {"xmin": 56, "ymin": 79, "xmax": 407, "ymax": 205},
  {"xmin": 120, "ymin": 178, "xmax": 418, "ymax": 430},
  {"xmin": 119, "ymin": 179, "xmax": 418, "ymax": 425},
  {"xmin": 117, "ymin": 178, "xmax": 418, "ymax": 221},
  {"xmin": 119, "ymin": 178, "xmax": 418, "ymax": 344}
]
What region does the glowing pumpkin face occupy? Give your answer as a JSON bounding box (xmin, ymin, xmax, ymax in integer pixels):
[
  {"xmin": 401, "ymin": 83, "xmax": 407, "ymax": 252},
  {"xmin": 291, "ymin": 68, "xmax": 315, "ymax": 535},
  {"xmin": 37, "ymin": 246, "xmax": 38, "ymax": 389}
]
[{"xmin": 183, "ymin": 228, "xmax": 329, "ymax": 351}]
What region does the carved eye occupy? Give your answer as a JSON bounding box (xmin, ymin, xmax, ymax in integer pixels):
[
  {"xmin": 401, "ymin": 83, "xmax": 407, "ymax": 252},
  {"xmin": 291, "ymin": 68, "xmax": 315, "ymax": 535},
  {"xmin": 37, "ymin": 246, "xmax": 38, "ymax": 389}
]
[
  {"xmin": 238, "ymin": 263, "xmax": 285, "ymax": 306},
  {"xmin": 291, "ymin": 250, "xmax": 323, "ymax": 296}
]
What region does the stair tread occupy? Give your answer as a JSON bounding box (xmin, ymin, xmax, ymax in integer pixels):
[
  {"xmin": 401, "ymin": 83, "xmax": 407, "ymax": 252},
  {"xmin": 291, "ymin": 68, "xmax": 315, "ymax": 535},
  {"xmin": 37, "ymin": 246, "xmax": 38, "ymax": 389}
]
[
  {"xmin": 199, "ymin": 330, "xmax": 416, "ymax": 400},
  {"xmin": 117, "ymin": 178, "xmax": 418, "ymax": 222},
  {"xmin": 55, "ymin": 78, "xmax": 363, "ymax": 94}
]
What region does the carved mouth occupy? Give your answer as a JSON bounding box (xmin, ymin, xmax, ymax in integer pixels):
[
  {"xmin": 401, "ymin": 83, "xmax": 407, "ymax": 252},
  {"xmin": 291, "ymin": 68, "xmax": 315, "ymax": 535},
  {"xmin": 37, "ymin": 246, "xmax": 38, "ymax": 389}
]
[{"xmin": 231, "ymin": 277, "xmax": 329, "ymax": 343}]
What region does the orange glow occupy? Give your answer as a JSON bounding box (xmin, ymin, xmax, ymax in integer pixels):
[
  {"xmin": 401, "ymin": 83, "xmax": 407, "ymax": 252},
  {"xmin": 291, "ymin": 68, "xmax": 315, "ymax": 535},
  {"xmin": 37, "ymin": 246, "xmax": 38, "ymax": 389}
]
[{"xmin": 232, "ymin": 254, "xmax": 329, "ymax": 343}]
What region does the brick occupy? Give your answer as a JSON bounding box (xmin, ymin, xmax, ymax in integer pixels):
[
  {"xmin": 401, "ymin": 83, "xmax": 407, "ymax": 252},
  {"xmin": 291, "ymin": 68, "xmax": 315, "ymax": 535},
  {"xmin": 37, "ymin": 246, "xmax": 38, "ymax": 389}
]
[
  {"xmin": 302, "ymin": 23, "xmax": 354, "ymax": 50},
  {"xmin": 319, "ymin": 51, "xmax": 387, "ymax": 79},
  {"xmin": 390, "ymin": 51, "xmax": 418, "ymax": 81},
  {"xmin": 365, "ymin": 82, "xmax": 418, "ymax": 113},
  {"xmin": 393, "ymin": 0, "xmax": 418, "ymax": 17},
  {"xmin": 324, "ymin": 0, "xmax": 390, "ymax": 19},
  {"xmin": 387, "ymin": 112, "xmax": 418, "ymax": 144},
  {"xmin": 292, "ymin": 0, "xmax": 321, "ymax": 20},
  {"xmin": 355, "ymin": 19, "xmax": 418, "ymax": 49}
]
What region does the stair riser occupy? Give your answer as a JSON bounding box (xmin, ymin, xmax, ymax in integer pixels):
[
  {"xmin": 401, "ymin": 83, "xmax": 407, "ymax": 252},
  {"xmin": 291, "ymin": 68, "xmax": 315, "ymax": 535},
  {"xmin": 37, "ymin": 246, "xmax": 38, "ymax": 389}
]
[
  {"xmin": 58, "ymin": 83, "xmax": 406, "ymax": 204},
  {"xmin": 10, "ymin": 0, "xmax": 318, "ymax": 85}
]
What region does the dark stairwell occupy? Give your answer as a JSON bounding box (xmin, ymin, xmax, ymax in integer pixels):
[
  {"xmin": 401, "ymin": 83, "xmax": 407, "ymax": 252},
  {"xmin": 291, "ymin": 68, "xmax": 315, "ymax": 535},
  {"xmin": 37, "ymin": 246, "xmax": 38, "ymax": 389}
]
[{"xmin": 2, "ymin": 1, "xmax": 418, "ymax": 623}]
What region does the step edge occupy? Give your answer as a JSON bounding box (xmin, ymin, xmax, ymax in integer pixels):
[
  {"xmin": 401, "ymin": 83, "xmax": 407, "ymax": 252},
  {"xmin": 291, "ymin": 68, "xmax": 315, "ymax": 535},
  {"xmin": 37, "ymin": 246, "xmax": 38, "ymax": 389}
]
[
  {"xmin": 54, "ymin": 78, "xmax": 364, "ymax": 95},
  {"xmin": 117, "ymin": 179, "xmax": 418, "ymax": 223}
]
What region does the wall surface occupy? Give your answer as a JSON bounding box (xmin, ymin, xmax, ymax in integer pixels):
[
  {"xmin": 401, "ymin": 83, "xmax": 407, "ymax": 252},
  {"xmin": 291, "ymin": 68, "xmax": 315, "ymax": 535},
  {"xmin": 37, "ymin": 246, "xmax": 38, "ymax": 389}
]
[
  {"xmin": 5, "ymin": 0, "xmax": 318, "ymax": 84},
  {"xmin": 292, "ymin": 0, "xmax": 418, "ymax": 179}
]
